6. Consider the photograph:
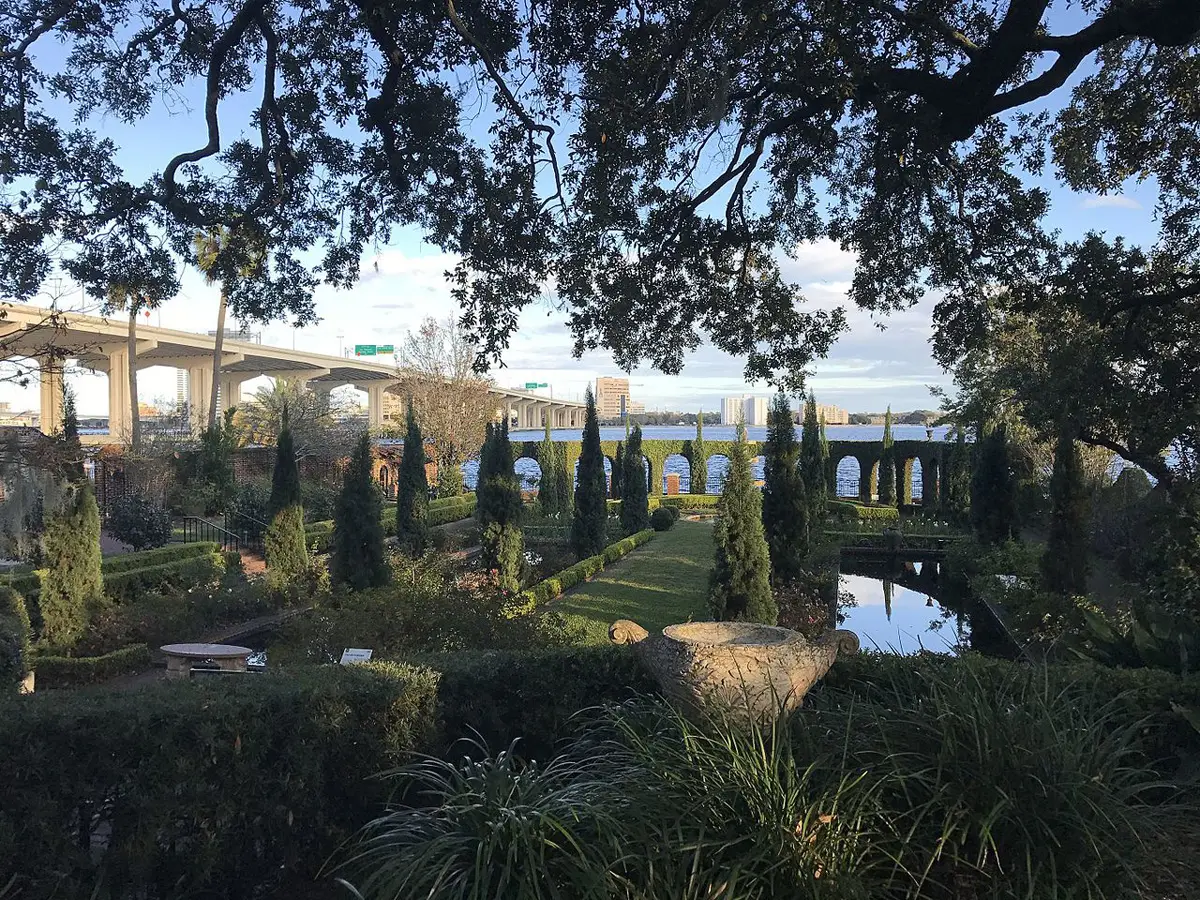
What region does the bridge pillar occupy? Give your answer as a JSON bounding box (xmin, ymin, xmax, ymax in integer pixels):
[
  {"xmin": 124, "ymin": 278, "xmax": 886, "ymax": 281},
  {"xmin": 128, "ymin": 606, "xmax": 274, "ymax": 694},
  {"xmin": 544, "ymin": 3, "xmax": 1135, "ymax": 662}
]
[
  {"xmin": 219, "ymin": 377, "xmax": 245, "ymax": 416},
  {"xmin": 366, "ymin": 384, "xmax": 385, "ymax": 428},
  {"xmin": 107, "ymin": 348, "xmax": 131, "ymax": 441},
  {"xmin": 37, "ymin": 356, "xmax": 64, "ymax": 435},
  {"xmin": 187, "ymin": 363, "xmax": 213, "ymax": 431}
]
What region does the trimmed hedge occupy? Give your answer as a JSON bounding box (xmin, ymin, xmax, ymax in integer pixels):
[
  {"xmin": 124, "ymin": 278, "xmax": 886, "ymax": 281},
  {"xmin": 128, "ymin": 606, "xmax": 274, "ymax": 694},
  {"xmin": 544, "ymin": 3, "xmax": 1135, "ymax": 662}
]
[
  {"xmin": 31, "ymin": 643, "xmax": 152, "ymax": 688},
  {"xmin": 0, "ymin": 662, "xmax": 438, "ymax": 898},
  {"xmin": 0, "ymin": 571, "xmax": 41, "ymax": 598},
  {"xmin": 100, "ymin": 541, "xmax": 222, "ymax": 575},
  {"xmin": 828, "ymin": 499, "xmax": 901, "ymax": 521},
  {"xmin": 606, "ymin": 495, "xmax": 722, "ymax": 515},
  {"xmin": 519, "ymin": 529, "xmax": 655, "ymax": 609},
  {"xmin": 102, "ymin": 551, "xmax": 240, "ymax": 604},
  {"xmin": 2, "ymin": 646, "xmax": 1198, "ymax": 897}
]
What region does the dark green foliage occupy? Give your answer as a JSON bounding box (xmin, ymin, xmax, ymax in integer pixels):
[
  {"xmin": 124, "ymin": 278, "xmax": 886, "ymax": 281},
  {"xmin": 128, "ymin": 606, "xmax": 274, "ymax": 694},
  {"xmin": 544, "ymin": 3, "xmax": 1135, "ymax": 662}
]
[
  {"xmin": 878, "ymin": 406, "xmax": 896, "ymax": 506},
  {"xmin": 40, "ymin": 485, "xmax": 103, "ymax": 650},
  {"xmin": 649, "ymin": 506, "xmax": 675, "ymax": 531},
  {"xmin": 59, "ymin": 384, "xmax": 84, "ymax": 483},
  {"xmin": 971, "ymin": 422, "xmax": 1020, "ymax": 545},
  {"xmin": 33, "ymin": 643, "xmax": 152, "ymax": 687},
  {"xmin": 763, "ymin": 393, "xmax": 808, "ymax": 581},
  {"xmin": 476, "ymin": 421, "xmax": 523, "ymax": 590},
  {"xmin": 1042, "ymin": 425, "xmax": 1091, "ymax": 596},
  {"xmin": 799, "ymin": 393, "xmax": 827, "ymax": 529},
  {"xmin": 941, "ymin": 427, "xmax": 972, "ymax": 522},
  {"xmin": 103, "ymin": 549, "xmax": 236, "ymax": 604},
  {"xmin": 105, "ymin": 491, "xmax": 172, "ymax": 550},
  {"xmin": 395, "ymin": 404, "xmax": 430, "ymax": 555},
  {"xmin": 265, "ymin": 405, "xmax": 309, "ymax": 585},
  {"xmin": 826, "ymin": 499, "xmax": 901, "ymax": 521},
  {"xmin": 332, "ymin": 432, "xmax": 389, "ymax": 591},
  {"xmin": 538, "ymin": 417, "xmax": 561, "ymax": 517},
  {"xmin": 1147, "ymin": 490, "xmax": 1200, "ymax": 618},
  {"xmin": 619, "ymin": 426, "xmax": 650, "ymax": 535},
  {"xmin": 1091, "ymin": 468, "xmax": 1159, "ymax": 579},
  {"xmin": 709, "ymin": 424, "xmax": 776, "ymax": 624},
  {"xmin": 612, "ymin": 441, "xmax": 624, "ymax": 500},
  {"xmin": 0, "ymin": 663, "xmax": 439, "ymax": 898},
  {"xmin": 1065, "ymin": 599, "xmax": 1200, "ymax": 676},
  {"xmin": 553, "ymin": 443, "xmax": 572, "ymax": 512},
  {"xmin": 571, "ymin": 387, "xmax": 607, "ymax": 559},
  {"xmin": 0, "ymin": 586, "xmax": 31, "ymax": 690},
  {"xmin": 690, "ymin": 411, "xmax": 708, "ymax": 494},
  {"xmin": 171, "ymin": 408, "xmax": 239, "ymax": 515}
]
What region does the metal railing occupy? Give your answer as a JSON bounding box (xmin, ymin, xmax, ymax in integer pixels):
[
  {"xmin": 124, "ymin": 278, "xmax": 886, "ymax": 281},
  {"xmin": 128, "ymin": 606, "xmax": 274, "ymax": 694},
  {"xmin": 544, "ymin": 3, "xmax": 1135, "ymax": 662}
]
[
  {"xmin": 178, "ymin": 516, "xmax": 245, "ymax": 553},
  {"xmin": 224, "ymin": 509, "xmax": 268, "ymax": 556}
]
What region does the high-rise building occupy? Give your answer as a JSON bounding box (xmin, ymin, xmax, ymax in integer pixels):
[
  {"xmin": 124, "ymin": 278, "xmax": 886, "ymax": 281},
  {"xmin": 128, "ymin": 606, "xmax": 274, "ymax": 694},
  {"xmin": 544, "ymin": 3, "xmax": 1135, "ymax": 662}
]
[
  {"xmin": 595, "ymin": 377, "xmax": 643, "ymax": 420},
  {"xmin": 721, "ymin": 395, "xmax": 769, "ymax": 427},
  {"xmin": 815, "ymin": 403, "xmax": 849, "ymax": 425}
]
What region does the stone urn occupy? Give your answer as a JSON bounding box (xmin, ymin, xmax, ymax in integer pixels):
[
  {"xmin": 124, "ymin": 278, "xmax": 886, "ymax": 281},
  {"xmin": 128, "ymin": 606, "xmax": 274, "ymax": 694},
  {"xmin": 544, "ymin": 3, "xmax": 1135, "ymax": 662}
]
[{"xmin": 609, "ymin": 620, "xmax": 859, "ymax": 722}]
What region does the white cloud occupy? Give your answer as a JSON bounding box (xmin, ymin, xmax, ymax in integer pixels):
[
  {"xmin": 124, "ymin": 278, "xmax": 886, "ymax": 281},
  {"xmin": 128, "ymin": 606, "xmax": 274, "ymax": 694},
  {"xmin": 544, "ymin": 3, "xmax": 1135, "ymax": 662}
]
[
  {"xmin": 786, "ymin": 238, "xmax": 858, "ymax": 280},
  {"xmin": 1081, "ymin": 194, "xmax": 1142, "ymax": 210}
]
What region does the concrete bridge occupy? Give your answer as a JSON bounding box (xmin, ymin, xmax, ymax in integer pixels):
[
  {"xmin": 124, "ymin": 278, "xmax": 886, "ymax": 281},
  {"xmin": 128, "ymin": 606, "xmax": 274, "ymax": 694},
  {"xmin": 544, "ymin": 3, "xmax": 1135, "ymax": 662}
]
[{"xmin": 1, "ymin": 304, "xmax": 584, "ymax": 439}]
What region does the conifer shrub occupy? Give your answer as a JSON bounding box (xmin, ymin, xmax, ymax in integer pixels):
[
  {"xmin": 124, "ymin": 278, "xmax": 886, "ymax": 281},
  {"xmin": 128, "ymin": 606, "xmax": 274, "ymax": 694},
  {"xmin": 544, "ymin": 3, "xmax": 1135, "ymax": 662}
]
[
  {"xmin": 395, "ymin": 404, "xmax": 430, "ymax": 555},
  {"xmin": 763, "ymin": 392, "xmax": 808, "ymax": 581},
  {"xmin": 1042, "ymin": 424, "xmax": 1090, "ymax": 596},
  {"xmin": 941, "ymin": 427, "xmax": 972, "ymax": 523},
  {"xmin": 690, "ymin": 411, "xmax": 708, "ymax": 494},
  {"xmin": 649, "ymin": 506, "xmax": 675, "ymax": 531},
  {"xmin": 878, "ymin": 406, "xmax": 897, "ymax": 506},
  {"xmin": 799, "ymin": 392, "xmax": 828, "ymax": 529},
  {"xmin": 332, "ymin": 432, "xmax": 389, "ymax": 591},
  {"xmin": 971, "ymin": 422, "xmax": 1020, "ymax": 545},
  {"xmin": 709, "ymin": 424, "xmax": 776, "ymax": 624},
  {"xmin": 265, "ymin": 405, "xmax": 309, "ymax": 589},
  {"xmin": 612, "ymin": 441, "xmax": 625, "ymax": 500},
  {"xmin": 553, "ymin": 443, "xmax": 572, "ymax": 511},
  {"xmin": 537, "ymin": 418, "xmax": 561, "ymax": 518},
  {"xmin": 436, "ymin": 454, "xmax": 465, "ymax": 499},
  {"xmin": 0, "ymin": 585, "xmax": 31, "ymax": 691},
  {"xmin": 619, "ymin": 426, "xmax": 650, "ymax": 535},
  {"xmin": 571, "ymin": 387, "xmax": 607, "ymax": 559},
  {"xmin": 40, "ymin": 484, "xmax": 104, "ymax": 649},
  {"xmin": 476, "ymin": 421, "xmax": 524, "ymax": 590}
]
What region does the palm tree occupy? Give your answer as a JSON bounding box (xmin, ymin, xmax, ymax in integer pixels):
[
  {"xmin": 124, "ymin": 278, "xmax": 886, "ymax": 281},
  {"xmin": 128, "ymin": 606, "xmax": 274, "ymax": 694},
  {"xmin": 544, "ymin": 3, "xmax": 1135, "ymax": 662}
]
[
  {"xmin": 194, "ymin": 226, "xmax": 264, "ymax": 429},
  {"xmin": 104, "ymin": 286, "xmax": 152, "ymax": 449}
]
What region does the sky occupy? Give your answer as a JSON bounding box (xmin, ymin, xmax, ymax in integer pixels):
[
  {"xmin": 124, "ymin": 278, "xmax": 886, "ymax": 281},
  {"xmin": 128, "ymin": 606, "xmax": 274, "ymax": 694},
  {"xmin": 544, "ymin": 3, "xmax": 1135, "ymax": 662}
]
[{"xmin": 0, "ymin": 16, "xmax": 1166, "ymax": 419}]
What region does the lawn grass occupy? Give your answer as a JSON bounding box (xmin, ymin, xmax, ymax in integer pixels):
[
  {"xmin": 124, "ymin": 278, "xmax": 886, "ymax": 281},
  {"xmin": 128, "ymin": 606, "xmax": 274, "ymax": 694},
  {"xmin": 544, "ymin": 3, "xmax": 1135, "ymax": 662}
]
[{"xmin": 550, "ymin": 519, "xmax": 715, "ymax": 644}]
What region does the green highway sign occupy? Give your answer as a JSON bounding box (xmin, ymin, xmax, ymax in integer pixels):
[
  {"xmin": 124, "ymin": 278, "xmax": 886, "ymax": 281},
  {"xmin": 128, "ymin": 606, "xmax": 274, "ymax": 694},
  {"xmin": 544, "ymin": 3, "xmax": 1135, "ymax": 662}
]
[
  {"xmin": 354, "ymin": 344, "xmax": 377, "ymax": 356},
  {"xmin": 524, "ymin": 382, "xmax": 548, "ymax": 389},
  {"xmin": 377, "ymin": 344, "xmax": 395, "ymax": 354}
]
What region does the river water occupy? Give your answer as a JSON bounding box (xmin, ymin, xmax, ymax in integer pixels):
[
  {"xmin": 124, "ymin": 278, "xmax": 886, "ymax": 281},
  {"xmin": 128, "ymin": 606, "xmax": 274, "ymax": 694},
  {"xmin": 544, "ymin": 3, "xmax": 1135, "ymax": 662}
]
[{"xmin": 463, "ymin": 424, "xmax": 951, "ymax": 497}]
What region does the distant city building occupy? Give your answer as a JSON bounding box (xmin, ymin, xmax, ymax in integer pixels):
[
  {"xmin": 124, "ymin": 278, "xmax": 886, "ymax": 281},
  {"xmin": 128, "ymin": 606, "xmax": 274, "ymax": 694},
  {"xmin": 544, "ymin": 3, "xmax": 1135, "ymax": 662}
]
[
  {"xmin": 595, "ymin": 377, "xmax": 644, "ymax": 419},
  {"xmin": 721, "ymin": 395, "xmax": 769, "ymax": 427},
  {"xmin": 815, "ymin": 403, "xmax": 849, "ymax": 425},
  {"xmin": 0, "ymin": 402, "xmax": 38, "ymax": 428}
]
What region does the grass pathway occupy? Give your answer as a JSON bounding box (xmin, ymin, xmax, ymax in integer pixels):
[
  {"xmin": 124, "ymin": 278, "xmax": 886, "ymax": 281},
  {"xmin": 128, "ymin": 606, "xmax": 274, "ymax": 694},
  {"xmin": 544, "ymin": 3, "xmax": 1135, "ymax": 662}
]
[{"xmin": 551, "ymin": 520, "xmax": 715, "ymax": 644}]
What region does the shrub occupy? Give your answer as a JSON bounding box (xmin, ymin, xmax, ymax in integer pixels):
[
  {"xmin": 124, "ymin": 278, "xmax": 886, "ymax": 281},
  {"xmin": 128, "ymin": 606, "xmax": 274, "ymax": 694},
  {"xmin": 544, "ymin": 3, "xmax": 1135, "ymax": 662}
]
[
  {"xmin": 649, "ymin": 506, "xmax": 675, "ymax": 531},
  {"xmin": 32, "ymin": 643, "xmax": 152, "ymax": 687},
  {"xmin": 762, "ymin": 391, "xmax": 808, "ymax": 579},
  {"xmin": 229, "ymin": 477, "xmax": 272, "ymax": 536},
  {"xmin": 827, "ymin": 499, "xmax": 900, "ymax": 521},
  {"xmin": 1042, "ymin": 424, "xmax": 1090, "ymax": 595},
  {"xmin": 0, "ymin": 663, "xmax": 438, "ymax": 897},
  {"xmin": 476, "ymin": 421, "xmax": 523, "ymax": 590},
  {"xmin": 656, "ymin": 494, "xmax": 719, "ymax": 510},
  {"xmin": 709, "ymin": 424, "xmax": 775, "ymax": 624},
  {"xmin": 332, "ymin": 432, "xmax": 388, "ymax": 591},
  {"xmin": 395, "ymin": 404, "xmax": 430, "ymax": 554},
  {"xmin": 104, "ymin": 491, "xmax": 173, "ymax": 550},
  {"xmin": 99, "ymin": 541, "xmax": 221, "ymax": 575},
  {"xmin": 39, "ymin": 484, "xmax": 104, "ymax": 650},
  {"xmin": 619, "ymin": 425, "xmax": 650, "ymax": 534},
  {"xmin": 265, "ymin": 406, "xmax": 309, "ymax": 588},
  {"xmin": 571, "ymin": 387, "xmax": 607, "ymax": 558},
  {"xmin": 0, "ymin": 586, "xmax": 31, "ymax": 690},
  {"xmin": 102, "ymin": 550, "xmax": 236, "ymax": 604},
  {"xmin": 800, "ymin": 392, "xmax": 829, "ymax": 529}
]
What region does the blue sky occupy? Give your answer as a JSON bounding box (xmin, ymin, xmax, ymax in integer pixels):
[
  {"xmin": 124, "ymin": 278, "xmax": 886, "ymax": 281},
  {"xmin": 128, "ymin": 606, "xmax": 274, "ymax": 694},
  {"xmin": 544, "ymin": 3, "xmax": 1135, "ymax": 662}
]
[{"xmin": 0, "ymin": 25, "xmax": 1165, "ymax": 417}]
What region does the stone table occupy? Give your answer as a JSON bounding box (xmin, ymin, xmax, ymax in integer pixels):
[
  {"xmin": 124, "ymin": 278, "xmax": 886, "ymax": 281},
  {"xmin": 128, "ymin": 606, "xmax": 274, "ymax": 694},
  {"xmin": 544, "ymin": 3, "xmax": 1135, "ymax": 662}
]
[{"xmin": 160, "ymin": 643, "xmax": 254, "ymax": 680}]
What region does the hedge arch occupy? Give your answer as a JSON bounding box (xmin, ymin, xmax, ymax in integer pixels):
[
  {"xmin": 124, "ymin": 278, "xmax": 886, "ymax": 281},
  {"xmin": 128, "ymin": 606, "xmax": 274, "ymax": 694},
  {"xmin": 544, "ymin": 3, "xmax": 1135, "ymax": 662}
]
[
  {"xmin": 663, "ymin": 453, "xmax": 691, "ymax": 493},
  {"xmin": 706, "ymin": 454, "xmax": 731, "ymax": 494},
  {"xmin": 514, "ymin": 457, "xmax": 543, "ymax": 493},
  {"xmin": 834, "ymin": 456, "xmax": 862, "ymax": 499}
]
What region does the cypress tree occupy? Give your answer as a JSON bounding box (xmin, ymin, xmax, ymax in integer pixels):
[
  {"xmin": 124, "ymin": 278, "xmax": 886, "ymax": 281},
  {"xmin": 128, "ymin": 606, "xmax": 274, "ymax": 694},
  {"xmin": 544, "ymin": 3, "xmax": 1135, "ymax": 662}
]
[
  {"xmin": 878, "ymin": 406, "xmax": 896, "ymax": 505},
  {"xmin": 800, "ymin": 393, "xmax": 827, "ymax": 529},
  {"xmin": 331, "ymin": 431, "xmax": 388, "ymax": 590},
  {"xmin": 396, "ymin": 403, "xmax": 430, "ymax": 554},
  {"xmin": 553, "ymin": 442, "xmax": 572, "ymax": 512},
  {"xmin": 476, "ymin": 420, "xmax": 524, "ymax": 589},
  {"xmin": 691, "ymin": 411, "xmax": 708, "ymax": 494},
  {"xmin": 1042, "ymin": 423, "xmax": 1090, "ymax": 595},
  {"xmin": 710, "ymin": 423, "xmax": 777, "ymax": 624},
  {"xmin": 40, "ymin": 483, "xmax": 103, "ymax": 649},
  {"xmin": 538, "ymin": 417, "xmax": 560, "ymax": 517},
  {"xmin": 970, "ymin": 421, "xmax": 1020, "ymax": 545},
  {"xmin": 941, "ymin": 427, "xmax": 971, "ymax": 523},
  {"xmin": 763, "ymin": 392, "xmax": 808, "ymax": 581},
  {"xmin": 265, "ymin": 404, "xmax": 309, "ymax": 584},
  {"xmin": 571, "ymin": 387, "xmax": 607, "ymax": 558},
  {"xmin": 612, "ymin": 441, "xmax": 625, "ymax": 500},
  {"xmin": 61, "ymin": 384, "xmax": 84, "ymax": 483},
  {"xmin": 620, "ymin": 425, "xmax": 650, "ymax": 535}
]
